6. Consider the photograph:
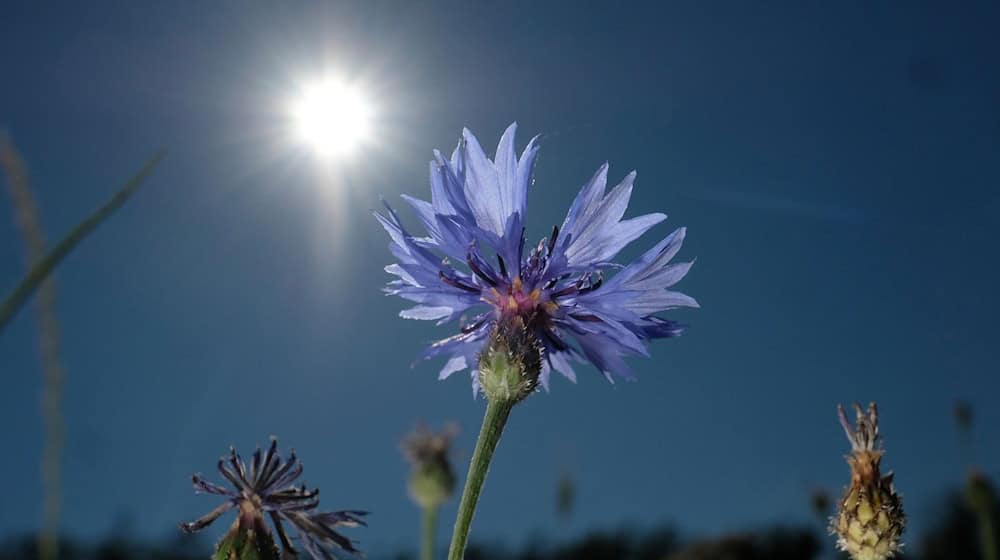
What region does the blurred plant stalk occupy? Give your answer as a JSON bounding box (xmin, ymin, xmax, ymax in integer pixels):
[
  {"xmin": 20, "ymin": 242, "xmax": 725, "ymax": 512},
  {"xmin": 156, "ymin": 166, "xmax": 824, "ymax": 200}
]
[
  {"xmin": 555, "ymin": 471, "xmax": 576, "ymax": 521},
  {"xmin": 1, "ymin": 135, "xmax": 163, "ymax": 560},
  {"xmin": 2, "ymin": 135, "xmax": 65, "ymax": 560},
  {"xmin": 403, "ymin": 424, "xmax": 458, "ymax": 560},
  {"xmin": 421, "ymin": 505, "xmax": 439, "ymax": 560},
  {"xmin": 951, "ymin": 401, "xmax": 998, "ymax": 560},
  {"xmin": 966, "ymin": 472, "xmax": 999, "ymax": 560}
]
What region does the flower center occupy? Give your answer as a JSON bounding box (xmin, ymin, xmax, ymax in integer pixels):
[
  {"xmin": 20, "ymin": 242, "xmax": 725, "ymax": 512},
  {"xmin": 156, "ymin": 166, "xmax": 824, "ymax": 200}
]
[{"xmin": 486, "ymin": 277, "xmax": 557, "ymax": 321}]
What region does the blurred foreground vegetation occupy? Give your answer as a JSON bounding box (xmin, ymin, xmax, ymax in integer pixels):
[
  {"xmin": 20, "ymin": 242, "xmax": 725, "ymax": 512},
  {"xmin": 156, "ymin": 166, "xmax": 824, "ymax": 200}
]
[{"xmin": 1, "ymin": 484, "xmax": 995, "ymax": 560}]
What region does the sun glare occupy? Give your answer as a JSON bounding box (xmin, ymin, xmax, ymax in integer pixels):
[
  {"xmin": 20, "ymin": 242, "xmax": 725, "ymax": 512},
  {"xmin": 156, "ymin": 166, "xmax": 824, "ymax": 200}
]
[{"xmin": 291, "ymin": 77, "xmax": 373, "ymax": 157}]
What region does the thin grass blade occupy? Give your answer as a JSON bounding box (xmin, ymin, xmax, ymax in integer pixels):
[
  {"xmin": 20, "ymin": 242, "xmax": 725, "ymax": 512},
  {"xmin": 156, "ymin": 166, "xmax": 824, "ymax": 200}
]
[{"xmin": 0, "ymin": 150, "xmax": 165, "ymax": 333}]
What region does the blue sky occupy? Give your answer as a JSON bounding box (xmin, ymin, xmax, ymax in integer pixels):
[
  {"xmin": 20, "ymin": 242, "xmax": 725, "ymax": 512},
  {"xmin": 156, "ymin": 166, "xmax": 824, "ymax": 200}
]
[{"xmin": 1, "ymin": 1, "xmax": 999, "ymax": 556}]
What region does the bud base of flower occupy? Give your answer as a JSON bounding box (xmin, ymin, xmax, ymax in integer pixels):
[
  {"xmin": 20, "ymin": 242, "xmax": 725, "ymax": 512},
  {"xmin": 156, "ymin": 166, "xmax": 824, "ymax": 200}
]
[
  {"xmin": 409, "ymin": 463, "xmax": 456, "ymax": 510},
  {"xmin": 214, "ymin": 508, "xmax": 280, "ymax": 560},
  {"xmin": 834, "ymin": 477, "xmax": 904, "ymax": 560},
  {"xmin": 477, "ymin": 317, "xmax": 542, "ymax": 404}
]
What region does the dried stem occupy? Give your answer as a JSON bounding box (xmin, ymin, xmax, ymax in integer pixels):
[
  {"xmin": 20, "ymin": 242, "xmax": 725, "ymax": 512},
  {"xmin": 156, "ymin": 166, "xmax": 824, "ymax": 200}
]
[{"xmin": 1, "ymin": 134, "xmax": 64, "ymax": 560}]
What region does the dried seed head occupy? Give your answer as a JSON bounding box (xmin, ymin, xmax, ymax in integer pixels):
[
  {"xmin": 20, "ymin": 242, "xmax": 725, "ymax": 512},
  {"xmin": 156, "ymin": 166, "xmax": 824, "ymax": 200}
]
[
  {"xmin": 179, "ymin": 439, "xmax": 367, "ymax": 560},
  {"xmin": 832, "ymin": 403, "xmax": 905, "ymax": 560}
]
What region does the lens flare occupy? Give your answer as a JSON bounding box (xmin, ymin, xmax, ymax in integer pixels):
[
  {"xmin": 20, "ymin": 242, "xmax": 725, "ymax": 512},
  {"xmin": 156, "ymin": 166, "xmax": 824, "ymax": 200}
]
[{"xmin": 291, "ymin": 78, "xmax": 373, "ymax": 157}]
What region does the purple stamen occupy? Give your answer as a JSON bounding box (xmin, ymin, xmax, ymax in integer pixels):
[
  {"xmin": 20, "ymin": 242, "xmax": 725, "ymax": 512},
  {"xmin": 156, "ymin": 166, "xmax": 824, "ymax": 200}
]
[
  {"xmin": 439, "ymin": 271, "xmax": 480, "ymax": 293},
  {"xmin": 466, "ymin": 253, "xmax": 497, "ymax": 287}
]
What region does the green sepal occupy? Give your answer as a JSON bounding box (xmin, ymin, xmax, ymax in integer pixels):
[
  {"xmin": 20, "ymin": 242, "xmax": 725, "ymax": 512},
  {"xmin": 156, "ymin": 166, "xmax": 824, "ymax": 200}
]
[
  {"xmin": 409, "ymin": 462, "xmax": 456, "ymax": 510},
  {"xmin": 213, "ymin": 516, "xmax": 281, "ymax": 560},
  {"xmin": 477, "ymin": 317, "xmax": 542, "ymax": 404}
]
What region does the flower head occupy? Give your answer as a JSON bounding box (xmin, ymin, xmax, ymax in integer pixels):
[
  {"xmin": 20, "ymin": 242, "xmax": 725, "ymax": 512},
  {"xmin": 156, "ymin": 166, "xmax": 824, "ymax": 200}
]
[
  {"xmin": 402, "ymin": 423, "xmax": 458, "ymax": 468},
  {"xmin": 402, "ymin": 424, "xmax": 458, "ymax": 509},
  {"xmin": 180, "ymin": 438, "xmax": 367, "ymax": 560},
  {"xmin": 375, "ymin": 124, "xmax": 697, "ymax": 395},
  {"xmin": 832, "ymin": 403, "xmax": 905, "ymax": 560}
]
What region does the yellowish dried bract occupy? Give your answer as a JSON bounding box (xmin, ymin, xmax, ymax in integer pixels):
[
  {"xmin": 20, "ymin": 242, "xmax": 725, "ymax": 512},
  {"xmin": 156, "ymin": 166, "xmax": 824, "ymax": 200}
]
[{"xmin": 832, "ymin": 403, "xmax": 905, "ymax": 560}]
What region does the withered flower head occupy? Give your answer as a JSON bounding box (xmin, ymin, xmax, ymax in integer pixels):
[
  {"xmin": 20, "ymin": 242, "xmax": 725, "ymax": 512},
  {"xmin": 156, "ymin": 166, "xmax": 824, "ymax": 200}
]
[
  {"xmin": 832, "ymin": 403, "xmax": 905, "ymax": 560},
  {"xmin": 180, "ymin": 438, "xmax": 367, "ymax": 560},
  {"xmin": 402, "ymin": 424, "xmax": 458, "ymax": 509}
]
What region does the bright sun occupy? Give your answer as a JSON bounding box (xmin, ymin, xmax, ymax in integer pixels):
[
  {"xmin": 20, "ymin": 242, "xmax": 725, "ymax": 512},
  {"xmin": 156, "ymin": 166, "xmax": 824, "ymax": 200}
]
[{"xmin": 291, "ymin": 77, "xmax": 373, "ymax": 157}]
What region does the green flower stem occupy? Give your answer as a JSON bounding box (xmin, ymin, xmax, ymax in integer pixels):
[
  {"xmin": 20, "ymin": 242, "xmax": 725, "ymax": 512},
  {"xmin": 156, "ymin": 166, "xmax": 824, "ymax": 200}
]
[
  {"xmin": 0, "ymin": 150, "xmax": 165, "ymax": 334},
  {"xmin": 447, "ymin": 398, "xmax": 514, "ymax": 560},
  {"xmin": 421, "ymin": 504, "xmax": 439, "ymax": 560}
]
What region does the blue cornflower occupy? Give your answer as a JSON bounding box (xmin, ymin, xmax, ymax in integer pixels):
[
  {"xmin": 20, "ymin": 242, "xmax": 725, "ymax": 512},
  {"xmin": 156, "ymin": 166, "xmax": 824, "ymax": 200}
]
[
  {"xmin": 375, "ymin": 123, "xmax": 697, "ymax": 394},
  {"xmin": 180, "ymin": 438, "xmax": 367, "ymax": 560}
]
